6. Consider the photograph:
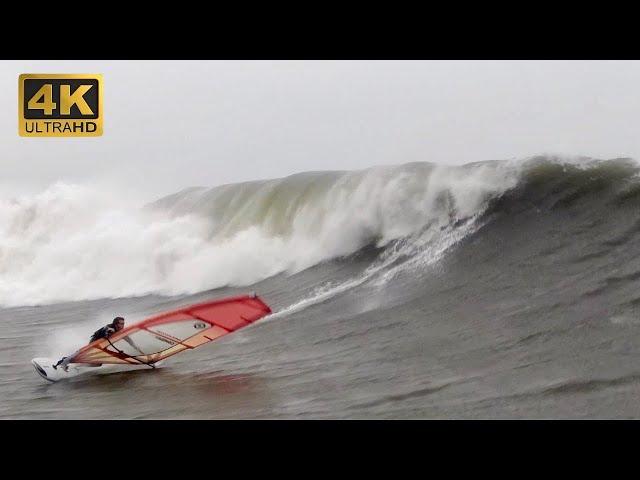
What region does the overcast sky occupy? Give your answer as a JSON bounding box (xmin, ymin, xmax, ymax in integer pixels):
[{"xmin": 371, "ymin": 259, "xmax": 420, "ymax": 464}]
[{"xmin": 2, "ymin": 60, "xmax": 640, "ymax": 200}]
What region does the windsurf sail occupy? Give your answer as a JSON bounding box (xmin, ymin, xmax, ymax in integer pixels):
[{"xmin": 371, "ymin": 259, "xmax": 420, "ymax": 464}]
[{"xmin": 68, "ymin": 294, "xmax": 272, "ymax": 366}]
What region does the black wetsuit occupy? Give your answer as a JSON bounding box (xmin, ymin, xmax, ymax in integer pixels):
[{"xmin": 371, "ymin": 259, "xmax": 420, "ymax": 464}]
[
  {"xmin": 90, "ymin": 325, "xmax": 116, "ymax": 343},
  {"xmin": 53, "ymin": 324, "xmax": 115, "ymax": 369}
]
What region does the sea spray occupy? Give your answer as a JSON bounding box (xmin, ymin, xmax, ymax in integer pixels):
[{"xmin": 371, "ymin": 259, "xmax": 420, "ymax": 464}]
[{"xmin": 0, "ymin": 161, "xmax": 519, "ymax": 306}]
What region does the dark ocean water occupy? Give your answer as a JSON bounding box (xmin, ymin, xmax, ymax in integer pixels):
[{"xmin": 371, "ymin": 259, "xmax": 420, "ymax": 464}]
[{"xmin": 3, "ymin": 157, "xmax": 640, "ymax": 418}]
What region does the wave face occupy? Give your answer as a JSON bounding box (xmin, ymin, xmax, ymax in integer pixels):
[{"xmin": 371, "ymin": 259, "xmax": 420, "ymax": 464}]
[
  {"xmin": 0, "ymin": 161, "xmax": 518, "ymax": 306},
  {"xmin": 2, "ymin": 156, "xmax": 639, "ymax": 309}
]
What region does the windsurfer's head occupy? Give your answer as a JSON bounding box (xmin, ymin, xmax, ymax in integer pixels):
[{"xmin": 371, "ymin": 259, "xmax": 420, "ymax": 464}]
[{"xmin": 112, "ymin": 317, "xmax": 125, "ymax": 330}]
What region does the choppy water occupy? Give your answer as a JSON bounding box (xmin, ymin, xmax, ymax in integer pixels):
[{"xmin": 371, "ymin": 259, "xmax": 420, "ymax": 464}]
[{"xmin": 3, "ymin": 156, "xmax": 640, "ymax": 418}]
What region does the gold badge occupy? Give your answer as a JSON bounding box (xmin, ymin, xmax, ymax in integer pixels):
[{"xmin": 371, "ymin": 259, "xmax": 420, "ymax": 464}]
[{"xmin": 19, "ymin": 74, "xmax": 103, "ymax": 137}]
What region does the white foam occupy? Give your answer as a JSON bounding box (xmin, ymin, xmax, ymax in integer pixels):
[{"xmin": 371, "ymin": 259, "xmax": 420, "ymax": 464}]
[{"xmin": 0, "ymin": 162, "xmax": 519, "ymax": 306}]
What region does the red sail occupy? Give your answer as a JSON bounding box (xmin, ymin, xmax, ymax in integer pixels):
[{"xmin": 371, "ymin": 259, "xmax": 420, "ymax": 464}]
[{"xmin": 70, "ymin": 295, "xmax": 271, "ymax": 366}]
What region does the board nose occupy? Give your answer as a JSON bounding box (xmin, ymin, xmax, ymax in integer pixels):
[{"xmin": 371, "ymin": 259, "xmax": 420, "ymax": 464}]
[{"xmin": 32, "ymin": 360, "xmax": 48, "ymax": 378}]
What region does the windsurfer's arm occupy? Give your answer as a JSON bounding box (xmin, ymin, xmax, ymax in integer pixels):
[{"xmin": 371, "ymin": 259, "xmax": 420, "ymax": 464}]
[{"xmin": 123, "ymin": 336, "xmax": 145, "ymax": 356}]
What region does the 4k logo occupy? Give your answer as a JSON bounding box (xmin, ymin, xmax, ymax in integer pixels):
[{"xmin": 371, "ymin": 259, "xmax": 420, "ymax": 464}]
[{"xmin": 19, "ymin": 74, "xmax": 103, "ymax": 137}]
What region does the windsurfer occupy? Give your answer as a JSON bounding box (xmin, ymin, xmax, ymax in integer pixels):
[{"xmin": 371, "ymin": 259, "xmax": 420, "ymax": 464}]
[{"xmin": 53, "ymin": 317, "xmax": 143, "ymax": 371}]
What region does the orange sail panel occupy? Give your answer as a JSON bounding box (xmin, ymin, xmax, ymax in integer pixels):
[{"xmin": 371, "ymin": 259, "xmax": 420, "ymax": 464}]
[{"xmin": 69, "ymin": 295, "xmax": 271, "ymax": 366}]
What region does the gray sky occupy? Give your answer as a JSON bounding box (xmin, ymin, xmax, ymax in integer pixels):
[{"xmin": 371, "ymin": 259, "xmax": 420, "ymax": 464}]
[{"xmin": 2, "ymin": 60, "xmax": 640, "ymax": 200}]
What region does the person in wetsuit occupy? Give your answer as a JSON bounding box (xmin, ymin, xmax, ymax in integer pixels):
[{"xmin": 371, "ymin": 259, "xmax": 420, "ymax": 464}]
[
  {"xmin": 90, "ymin": 317, "xmax": 125, "ymax": 342},
  {"xmin": 53, "ymin": 317, "xmax": 136, "ymax": 371}
]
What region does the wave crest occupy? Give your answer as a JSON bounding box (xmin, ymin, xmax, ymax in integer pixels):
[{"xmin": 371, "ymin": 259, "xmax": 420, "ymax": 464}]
[{"xmin": 4, "ymin": 157, "xmax": 602, "ymax": 306}]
